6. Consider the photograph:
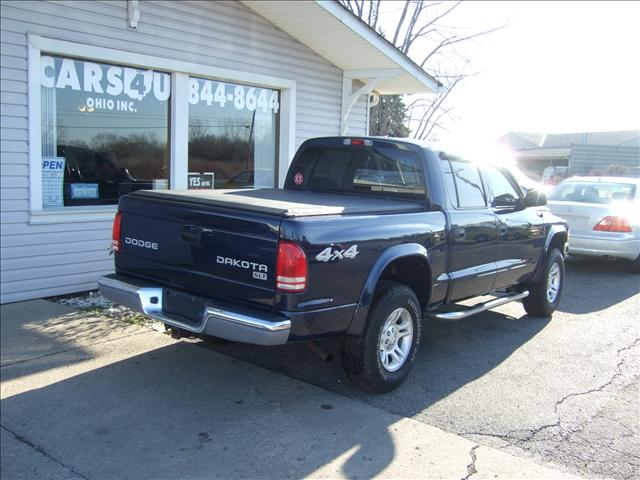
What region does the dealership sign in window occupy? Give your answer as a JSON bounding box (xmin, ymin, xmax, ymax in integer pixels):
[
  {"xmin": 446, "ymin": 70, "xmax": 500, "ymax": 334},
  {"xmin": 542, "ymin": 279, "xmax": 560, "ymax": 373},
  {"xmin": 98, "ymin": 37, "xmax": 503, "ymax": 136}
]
[
  {"xmin": 40, "ymin": 55, "xmax": 170, "ymax": 208},
  {"xmin": 42, "ymin": 157, "xmax": 65, "ymax": 208},
  {"xmin": 188, "ymin": 76, "xmax": 278, "ymax": 190},
  {"xmin": 188, "ymin": 172, "xmax": 214, "ymax": 189}
]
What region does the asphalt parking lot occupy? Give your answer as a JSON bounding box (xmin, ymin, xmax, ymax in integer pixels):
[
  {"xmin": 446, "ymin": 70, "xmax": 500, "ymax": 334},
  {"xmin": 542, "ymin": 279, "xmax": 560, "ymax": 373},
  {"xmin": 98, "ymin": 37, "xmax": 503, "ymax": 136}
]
[
  {"xmin": 203, "ymin": 256, "xmax": 640, "ymax": 480},
  {"xmin": 1, "ymin": 256, "xmax": 638, "ymax": 479},
  {"xmin": 1, "ymin": 303, "xmax": 576, "ymax": 480}
]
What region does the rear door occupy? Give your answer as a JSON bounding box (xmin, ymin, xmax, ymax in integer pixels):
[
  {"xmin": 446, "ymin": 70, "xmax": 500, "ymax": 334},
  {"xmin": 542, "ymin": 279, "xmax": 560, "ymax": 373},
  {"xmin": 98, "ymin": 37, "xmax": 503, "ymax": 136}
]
[
  {"xmin": 115, "ymin": 194, "xmax": 280, "ymax": 308},
  {"xmin": 440, "ymin": 157, "xmax": 497, "ymax": 301}
]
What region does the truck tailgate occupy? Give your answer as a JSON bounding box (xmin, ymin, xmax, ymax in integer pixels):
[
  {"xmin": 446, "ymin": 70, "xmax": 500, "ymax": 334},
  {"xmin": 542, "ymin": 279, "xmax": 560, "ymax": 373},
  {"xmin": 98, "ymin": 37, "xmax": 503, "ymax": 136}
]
[{"xmin": 115, "ymin": 194, "xmax": 280, "ymax": 308}]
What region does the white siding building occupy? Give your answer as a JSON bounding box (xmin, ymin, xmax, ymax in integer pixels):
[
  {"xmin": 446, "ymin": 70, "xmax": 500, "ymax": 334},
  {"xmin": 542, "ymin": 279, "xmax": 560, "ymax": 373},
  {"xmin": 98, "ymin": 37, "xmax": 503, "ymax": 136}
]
[{"xmin": 0, "ymin": 0, "xmax": 439, "ymax": 303}]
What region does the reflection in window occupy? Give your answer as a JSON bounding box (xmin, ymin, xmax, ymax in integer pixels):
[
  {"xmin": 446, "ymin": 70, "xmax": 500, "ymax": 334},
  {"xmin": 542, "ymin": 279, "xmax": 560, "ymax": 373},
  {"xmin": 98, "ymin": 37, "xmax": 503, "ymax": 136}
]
[
  {"xmin": 40, "ymin": 55, "xmax": 170, "ymax": 208},
  {"xmin": 449, "ymin": 160, "xmax": 486, "ymax": 208},
  {"xmin": 440, "ymin": 159, "xmax": 459, "ymax": 207},
  {"xmin": 187, "ymin": 77, "xmax": 279, "ymax": 190},
  {"xmin": 483, "ymin": 166, "xmax": 519, "ymax": 205}
]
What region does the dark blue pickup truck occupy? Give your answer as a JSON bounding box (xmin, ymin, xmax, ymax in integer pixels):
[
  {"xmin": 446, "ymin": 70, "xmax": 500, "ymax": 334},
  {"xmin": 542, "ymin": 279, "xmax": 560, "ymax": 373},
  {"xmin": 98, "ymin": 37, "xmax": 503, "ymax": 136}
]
[{"xmin": 99, "ymin": 137, "xmax": 568, "ymax": 392}]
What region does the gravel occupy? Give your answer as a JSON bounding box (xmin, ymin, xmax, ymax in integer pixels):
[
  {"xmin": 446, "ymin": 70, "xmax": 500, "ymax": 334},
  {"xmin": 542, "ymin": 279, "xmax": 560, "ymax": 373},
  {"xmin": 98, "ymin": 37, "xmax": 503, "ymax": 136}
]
[{"xmin": 49, "ymin": 290, "xmax": 165, "ymax": 331}]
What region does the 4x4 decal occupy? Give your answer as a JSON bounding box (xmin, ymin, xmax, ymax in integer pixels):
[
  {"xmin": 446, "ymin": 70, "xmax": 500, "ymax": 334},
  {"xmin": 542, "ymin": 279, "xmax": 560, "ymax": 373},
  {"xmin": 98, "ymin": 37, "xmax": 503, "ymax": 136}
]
[{"xmin": 315, "ymin": 245, "xmax": 359, "ymax": 262}]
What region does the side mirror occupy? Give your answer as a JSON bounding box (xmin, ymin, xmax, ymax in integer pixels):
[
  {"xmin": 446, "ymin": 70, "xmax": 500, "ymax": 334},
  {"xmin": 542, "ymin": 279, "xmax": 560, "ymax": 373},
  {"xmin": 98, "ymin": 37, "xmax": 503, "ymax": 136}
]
[
  {"xmin": 524, "ymin": 189, "xmax": 547, "ymax": 207},
  {"xmin": 493, "ymin": 193, "xmax": 519, "ymax": 209}
]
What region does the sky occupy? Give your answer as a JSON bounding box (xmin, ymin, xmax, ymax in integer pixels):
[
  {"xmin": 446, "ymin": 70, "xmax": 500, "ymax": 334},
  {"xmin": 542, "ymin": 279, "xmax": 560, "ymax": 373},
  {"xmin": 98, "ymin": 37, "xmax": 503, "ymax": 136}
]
[{"xmin": 382, "ymin": 1, "xmax": 640, "ymax": 147}]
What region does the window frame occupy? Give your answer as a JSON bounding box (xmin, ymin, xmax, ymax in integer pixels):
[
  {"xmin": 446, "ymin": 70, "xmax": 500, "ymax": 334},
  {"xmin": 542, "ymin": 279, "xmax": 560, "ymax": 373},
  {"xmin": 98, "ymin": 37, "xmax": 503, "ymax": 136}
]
[{"xmin": 27, "ymin": 35, "xmax": 296, "ymax": 224}]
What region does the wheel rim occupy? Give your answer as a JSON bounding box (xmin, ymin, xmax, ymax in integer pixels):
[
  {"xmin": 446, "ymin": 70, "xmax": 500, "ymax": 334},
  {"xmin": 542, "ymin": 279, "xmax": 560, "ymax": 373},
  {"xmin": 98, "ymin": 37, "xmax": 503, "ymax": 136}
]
[
  {"xmin": 546, "ymin": 262, "xmax": 561, "ymax": 304},
  {"xmin": 378, "ymin": 307, "xmax": 414, "ymax": 372}
]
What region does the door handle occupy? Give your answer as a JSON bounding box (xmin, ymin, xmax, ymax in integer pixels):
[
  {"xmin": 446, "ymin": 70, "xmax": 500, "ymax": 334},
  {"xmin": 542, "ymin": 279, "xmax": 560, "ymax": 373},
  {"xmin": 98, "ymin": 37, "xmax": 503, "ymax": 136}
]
[
  {"xmin": 454, "ymin": 228, "xmax": 466, "ymax": 240},
  {"xmin": 181, "ymin": 225, "xmax": 201, "ymax": 242}
]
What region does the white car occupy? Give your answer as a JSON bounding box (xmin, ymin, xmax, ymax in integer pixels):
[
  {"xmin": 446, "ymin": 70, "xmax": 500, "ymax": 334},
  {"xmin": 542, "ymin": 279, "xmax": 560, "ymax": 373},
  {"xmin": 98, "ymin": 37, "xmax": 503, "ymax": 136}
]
[{"xmin": 547, "ymin": 177, "xmax": 640, "ymax": 272}]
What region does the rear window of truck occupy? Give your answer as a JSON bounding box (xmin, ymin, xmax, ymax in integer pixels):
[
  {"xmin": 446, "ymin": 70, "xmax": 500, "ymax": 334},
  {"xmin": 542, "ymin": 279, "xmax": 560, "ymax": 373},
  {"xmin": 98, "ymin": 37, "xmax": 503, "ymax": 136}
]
[{"xmin": 286, "ymin": 146, "xmax": 426, "ymax": 200}]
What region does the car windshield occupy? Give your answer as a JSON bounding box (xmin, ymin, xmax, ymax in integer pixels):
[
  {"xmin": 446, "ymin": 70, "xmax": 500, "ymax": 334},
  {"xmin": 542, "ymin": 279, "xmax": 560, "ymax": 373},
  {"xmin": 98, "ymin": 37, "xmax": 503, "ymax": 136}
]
[{"xmin": 549, "ymin": 181, "xmax": 637, "ymax": 204}]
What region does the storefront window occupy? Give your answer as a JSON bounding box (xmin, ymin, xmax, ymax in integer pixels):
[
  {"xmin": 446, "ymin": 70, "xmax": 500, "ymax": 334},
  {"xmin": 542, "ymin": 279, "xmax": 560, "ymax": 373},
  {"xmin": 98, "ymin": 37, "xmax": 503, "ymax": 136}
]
[
  {"xmin": 40, "ymin": 55, "xmax": 170, "ymax": 208},
  {"xmin": 188, "ymin": 76, "xmax": 278, "ymax": 190}
]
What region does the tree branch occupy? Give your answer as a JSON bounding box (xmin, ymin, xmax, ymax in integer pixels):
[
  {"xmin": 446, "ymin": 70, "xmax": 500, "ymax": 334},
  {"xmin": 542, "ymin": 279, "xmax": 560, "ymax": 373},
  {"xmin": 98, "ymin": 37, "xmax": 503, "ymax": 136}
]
[
  {"xmin": 420, "ymin": 23, "xmax": 507, "ymax": 67},
  {"xmin": 423, "ymin": 106, "xmax": 455, "ymax": 139},
  {"xmin": 414, "ymin": 74, "xmax": 465, "ymax": 139},
  {"xmin": 371, "ymin": 1, "xmax": 381, "ymax": 31},
  {"xmin": 392, "ymin": 1, "xmax": 411, "ymax": 46},
  {"xmin": 340, "ymin": 0, "xmax": 506, "ymax": 140},
  {"xmin": 400, "ymin": 2, "xmax": 425, "ymax": 54}
]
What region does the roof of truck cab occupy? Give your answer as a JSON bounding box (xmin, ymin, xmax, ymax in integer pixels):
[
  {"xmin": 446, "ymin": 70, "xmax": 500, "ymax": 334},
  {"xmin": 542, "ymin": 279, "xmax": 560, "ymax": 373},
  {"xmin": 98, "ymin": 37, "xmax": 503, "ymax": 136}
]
[
  {"xmin": 306, "ymin": 137, "xmax": 532, "ymax": 166},
  {"xmin": 302, "ymin": 136, "xmax": 473, "ymax": 158}
]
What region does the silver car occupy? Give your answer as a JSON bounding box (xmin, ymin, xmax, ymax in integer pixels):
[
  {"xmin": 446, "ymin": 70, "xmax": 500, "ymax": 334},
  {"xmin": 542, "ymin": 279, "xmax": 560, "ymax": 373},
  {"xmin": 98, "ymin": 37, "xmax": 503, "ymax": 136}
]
[{"xmin": 547, "ymin": 176, "xmax": 640, "ymax": 272}]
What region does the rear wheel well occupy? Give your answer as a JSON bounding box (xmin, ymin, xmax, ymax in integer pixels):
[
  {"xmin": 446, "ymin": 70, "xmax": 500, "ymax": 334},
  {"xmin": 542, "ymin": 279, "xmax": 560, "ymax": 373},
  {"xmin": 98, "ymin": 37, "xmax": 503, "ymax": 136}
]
[{"xmin": 378, "ymin": 256, "xmax": 431, "ymax": 311}]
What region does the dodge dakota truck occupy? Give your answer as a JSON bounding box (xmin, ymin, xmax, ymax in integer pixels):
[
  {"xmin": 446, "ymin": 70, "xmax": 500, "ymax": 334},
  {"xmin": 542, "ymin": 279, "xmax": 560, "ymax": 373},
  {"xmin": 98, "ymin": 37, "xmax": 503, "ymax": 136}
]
[{"xmin": 99, "ymin": 137, "xmax": 568, "ymax": 392}]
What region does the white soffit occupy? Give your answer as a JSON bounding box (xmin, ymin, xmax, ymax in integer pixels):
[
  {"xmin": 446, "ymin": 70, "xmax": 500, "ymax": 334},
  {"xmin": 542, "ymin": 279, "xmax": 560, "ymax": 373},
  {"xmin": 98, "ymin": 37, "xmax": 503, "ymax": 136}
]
[{"xmin": 241, "ymin": 0, "xmax": 441, "ymax": 95}]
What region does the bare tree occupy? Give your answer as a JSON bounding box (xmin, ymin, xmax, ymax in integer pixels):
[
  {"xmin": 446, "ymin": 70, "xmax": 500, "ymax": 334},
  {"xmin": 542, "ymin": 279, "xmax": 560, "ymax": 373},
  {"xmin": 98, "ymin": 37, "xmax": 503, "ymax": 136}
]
[{"xmin": 340, "ymin": 0, "xmax": 505, "ymax": 140}]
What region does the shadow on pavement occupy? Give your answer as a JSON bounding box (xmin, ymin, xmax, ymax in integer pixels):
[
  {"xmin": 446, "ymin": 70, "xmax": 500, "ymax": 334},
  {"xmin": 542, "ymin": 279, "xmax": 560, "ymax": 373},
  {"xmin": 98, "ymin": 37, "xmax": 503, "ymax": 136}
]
[
  {"xmin": 203, "ymin": 255, "xmax": 639, "ymax": 410},
  {"xmin": 2, "ymin": 341, "xmax": 401, "ymax": 479},
  {"xmin": 0, "ymin": 302, "xmax": 103, "ymax": 382},
  {"xmin": 0, "ymin": 304, "xmax": 138, "ymax": 383},
  {"xmin": 558, "ymin": 256, "xmax": 640, "ymax": 314},
  {"xmin": 3, "ymin": 247, "xmax": 639, "ymax": 480},
  {"xmin": 6, "ymin": 257, "xmax": 634, "ymax": 478},
  {"xmin": 203, "ymin": 309, "xmax": 550, "ymax": 416},
  {"xmin": 1, "ymin": 303, "xmax": 549, "ymax": 479}
]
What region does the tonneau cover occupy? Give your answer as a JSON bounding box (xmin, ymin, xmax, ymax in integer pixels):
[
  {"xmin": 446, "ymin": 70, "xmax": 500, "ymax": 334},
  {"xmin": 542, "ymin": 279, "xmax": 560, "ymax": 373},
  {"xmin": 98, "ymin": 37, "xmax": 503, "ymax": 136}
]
[{"xmin": 132, "ymin": 188, "xmax": 424, "ymax": 217}]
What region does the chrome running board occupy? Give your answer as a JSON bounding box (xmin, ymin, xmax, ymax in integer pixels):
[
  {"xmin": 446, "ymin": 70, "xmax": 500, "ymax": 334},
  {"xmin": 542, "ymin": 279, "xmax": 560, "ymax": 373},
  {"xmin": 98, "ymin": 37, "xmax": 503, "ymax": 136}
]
[{"xmin": 429, "ymin": 291, "xmax": 529, "ymax": 321}]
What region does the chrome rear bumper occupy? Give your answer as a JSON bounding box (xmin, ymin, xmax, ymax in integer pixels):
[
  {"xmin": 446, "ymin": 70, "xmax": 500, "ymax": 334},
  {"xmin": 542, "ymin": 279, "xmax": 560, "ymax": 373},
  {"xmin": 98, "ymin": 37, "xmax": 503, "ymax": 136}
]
[{"xmin": 98, "ymin": 274, "xmax": 290, "ymax": 345}]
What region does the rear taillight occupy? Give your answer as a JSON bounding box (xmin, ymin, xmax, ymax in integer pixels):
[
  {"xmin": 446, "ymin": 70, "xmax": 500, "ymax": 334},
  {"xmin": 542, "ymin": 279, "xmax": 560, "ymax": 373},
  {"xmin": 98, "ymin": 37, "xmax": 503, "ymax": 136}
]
[
  {"xmin": 112, "ymin": 212, "xmax": 122, "ymax": 252},
  {"xmin": 276, "ymin": 241, "xmax": 307, "ymax": 293},
  {"xmin": 593, "ymin": 216, "xmax": 632, "ymax": 233}
]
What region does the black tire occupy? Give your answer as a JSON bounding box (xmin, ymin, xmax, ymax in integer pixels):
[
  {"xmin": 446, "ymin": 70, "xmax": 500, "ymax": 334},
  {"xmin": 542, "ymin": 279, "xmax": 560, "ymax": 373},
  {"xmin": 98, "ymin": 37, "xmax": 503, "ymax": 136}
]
[
  {"xmin": 629, "ymin": 255, "xmax": 640, "ymax": 274},
  {"xmin": 341, "ymin": 282, "xmax": 422, "ymax": 393},
  {"xmin": 523, "ymin": 248, "xmax": 565, "ymax": 317}
]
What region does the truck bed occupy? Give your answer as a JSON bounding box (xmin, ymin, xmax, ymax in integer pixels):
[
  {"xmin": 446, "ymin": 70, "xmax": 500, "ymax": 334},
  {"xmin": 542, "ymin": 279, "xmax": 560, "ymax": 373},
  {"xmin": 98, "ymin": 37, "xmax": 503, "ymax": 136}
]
[{"xmin": 132, "ymin": 188, "xmax": 424, "ymax": 217}]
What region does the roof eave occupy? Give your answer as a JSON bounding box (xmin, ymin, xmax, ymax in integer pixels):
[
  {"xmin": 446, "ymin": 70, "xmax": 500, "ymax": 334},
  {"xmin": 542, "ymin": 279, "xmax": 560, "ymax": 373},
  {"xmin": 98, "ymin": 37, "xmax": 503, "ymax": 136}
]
[{"xmin": 316, "ymin": 1, "xmax": 442, "ymax": 94}]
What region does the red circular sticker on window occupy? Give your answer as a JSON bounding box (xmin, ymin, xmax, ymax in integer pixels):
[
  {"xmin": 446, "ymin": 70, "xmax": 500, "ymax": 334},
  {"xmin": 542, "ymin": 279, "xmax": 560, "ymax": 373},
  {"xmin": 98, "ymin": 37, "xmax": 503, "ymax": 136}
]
[{"xmin": 294, "ymin": 172, "xmax": 304, "ymax": 186}]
